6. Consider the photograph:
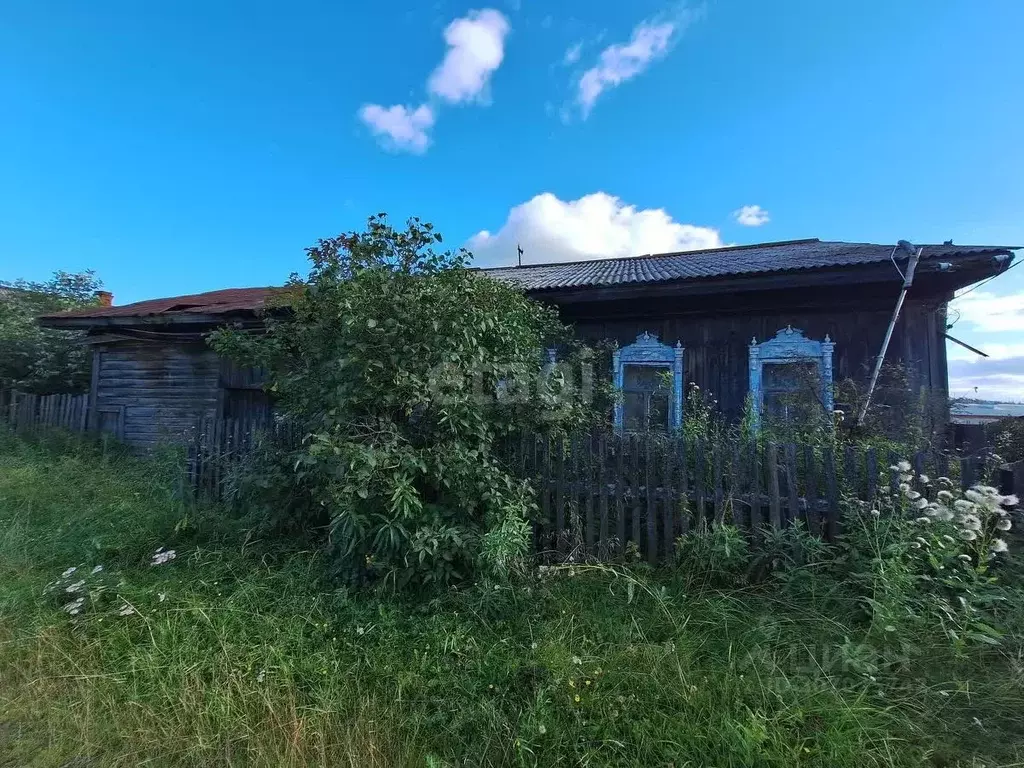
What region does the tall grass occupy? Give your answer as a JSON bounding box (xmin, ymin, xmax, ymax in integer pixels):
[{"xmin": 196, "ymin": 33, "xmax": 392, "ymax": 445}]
[{"xmin": 1, "ymin": 431, "xmax": 1022, "ymax": 767}]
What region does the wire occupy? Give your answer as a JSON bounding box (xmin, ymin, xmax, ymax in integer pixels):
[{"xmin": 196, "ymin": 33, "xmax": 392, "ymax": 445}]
[{"xmin": 951, "ymin": 256, "xmax": 1021, "ymax": 301}]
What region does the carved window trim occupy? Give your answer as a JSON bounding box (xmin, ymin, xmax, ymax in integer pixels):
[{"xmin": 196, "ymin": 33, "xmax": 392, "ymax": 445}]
[
  {"xmin": 748, "ymin": 326, "xmax": 834, "ymax": 431},
  {"xmin": 612, "ymin": 332, "xmax": 684, "ymax": 432}
]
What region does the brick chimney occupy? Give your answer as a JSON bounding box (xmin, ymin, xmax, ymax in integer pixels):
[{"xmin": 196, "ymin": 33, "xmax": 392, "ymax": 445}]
[{"xmin": 94, "ymin": 290, "xmax": 113, "ymax": 307}]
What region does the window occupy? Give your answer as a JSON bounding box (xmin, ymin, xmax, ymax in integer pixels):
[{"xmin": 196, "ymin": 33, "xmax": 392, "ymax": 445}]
[
  {"xmin": 612, "ymin": 332, "xmax": 684, "ymax": 432},
  {"xmin": 623, "ymin": 365, "xmax": 671, "ymax": 432},
  {"xmin": 748, "ymin": 327, "xmax": 834, "ymax": 432}
]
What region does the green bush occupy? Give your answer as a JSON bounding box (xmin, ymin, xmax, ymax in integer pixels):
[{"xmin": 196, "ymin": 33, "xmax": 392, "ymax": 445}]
[{"xmin": 211, "ymin": 216, "xmax": 601, "ymax": 590}]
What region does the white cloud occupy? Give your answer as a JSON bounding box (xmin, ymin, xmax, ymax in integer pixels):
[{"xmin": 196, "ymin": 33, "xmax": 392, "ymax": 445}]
[
  {"xmin": 948, "ymin": 356, "xmax": 1024, "ymax": 402},
  {"xmin": 427, "ymin": 9, "xmax": 510, "ymax": 105},
  {"xmin": 563, "ymin": 41, "xmax": 583, "ymax": 65},
  {"xmin": 950, "ymin": 290, "xmax": 1024, "ymax": 333},
  {"xmin": 358, "ymin": 104, "xmax": 435, "ymax": 154},
  {"xmin": 466, "ymin": 192, "xmax": 722, "ymax": 266},
  {"xmin": 734, "ymin": 204, "xmax": 770, "ymax": 227},
  {"xmin": 575, "ymin": 10, "xmax": 699, "ymax": 118}
]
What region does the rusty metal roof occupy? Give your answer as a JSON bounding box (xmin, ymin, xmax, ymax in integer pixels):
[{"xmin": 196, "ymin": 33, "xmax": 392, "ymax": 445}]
[
  {"xmin": 479, "ymin": 239, "xmax": 1016, "ymax": 291},
  {"xmin": 39, "ymin": 286, "xmax": 289, "ymax": 322}
]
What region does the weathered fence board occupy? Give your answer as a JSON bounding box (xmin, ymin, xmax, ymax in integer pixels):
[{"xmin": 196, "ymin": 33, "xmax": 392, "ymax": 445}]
[{"xmin": 3, "ymin": 387, "xmax": 1016, "ymax": 565}]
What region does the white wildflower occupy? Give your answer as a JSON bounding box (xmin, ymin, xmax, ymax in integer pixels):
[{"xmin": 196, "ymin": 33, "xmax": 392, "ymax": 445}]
[
  {"xmin": 990, "ymin": 539, "xmax": 1009, "ymax": 554},
  {"xmin": 919, "ymin": 474, "xmax": 930, "ymax": 484},
  {"xmin": 953, "ymin": 500, "xmax": 975, "ymax": 513},
  {"xmin": 960, "ymin": 529, "xmax": 978, "ymax": 541},
  {"xmin": 150, "ymin": 549, "xmax": 177, "ymax": 566},
  {"xmin": 158, "ymin": 592, "xmax": 168, "ymax": 602},
  {"xmin": 965, "ymin": 489, "xmax": 986, "ymax": 505},
  {"xmin": 911, "ymin": 541, "xmax": 922, "ymax": 549},
  {"xmin": 62, "ymin": 597, "xmax": 85, "ymax": 615},
  {"xmin": 915, "ymin": 536, "xmax": 929, "ymax": 546},
  {"xmin": 538, "ymin": 724, "xmax": 547, "ymax": 735},
  {"xmin": 899, "ymin": 473, "xmax": 913, "ymax": 484},
  {"xmin": 356, "ymin": 626, "xmax": 365, "ymax": 636},
  {"xmin": 889, "ymin": 465, "xmax": 900, "ymax": 472},
  {"xmin": 256, "ymin": 668, "xmax": 266, "ymax": 683},
  {"xmin": 934, "ymin": 507, "xmax": 955, "ymax": 522},
  {"xmin": 61, "ymin": 567, "xmax": 77, "ymax": 579},
  {"xmin": 65, "ymin": 580, "xmax": 86, "ymax": 594},
  {"xmin": 914, "ymin": 497, "xmax": 929, "ymax": 510},
  {"xmin": 996, "ymin": 518, "xmax": 1012, "ymax": 531},
  {"xmin": 937, "ymin": 476, "xmax": 953, "ymax": 488},
  {"xmin": 1001, "ymin": 494, "xmax": 1019, "ymax": 507},
  {"xmin": 957, "ymin": 554, "xmax": 972, "ymax": 562},
  {"xmin": 961, "ymin": 514, "xmax": 982, "ymax": 531},
  {"xmin": 942, "ymin": 534, "xmax": 956, "ymax": 544},
  {"xmin": 937, "ymin": 490, "xmax": 954, "ymax": 502},
  {"xmin": 90, "ymin": 565, "xmax": 103, "ymax": 575},
  {"xmin": 899, "ymin": 483, "xmax": 912, "ymax": 494},
  {"xmin": 572, "ymin": 656, "xmax": 582, "ymax": 665},
  {"xmin": 905, "ymin": 489, "xmax": 922, "ymax": 501},
  {"xmin": 118, "ymin": 604, "xmax": 136, "ymax": 617},
  {"xmin": 915, "ymin": 517, "xmax": 931, "ymax": 525},
  {"xmin": 870, "ymin": 509, "xmax": 881, "ymax": 518},
  {"xmin": 897, "ymin": 461, "xmax": 912, "ymax": 472}
]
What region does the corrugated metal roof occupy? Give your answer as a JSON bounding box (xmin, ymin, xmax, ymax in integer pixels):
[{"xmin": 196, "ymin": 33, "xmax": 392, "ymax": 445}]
[
  {"xmin": 39, "ymin": 239, "xmax": 1016, "ymax": 322},
  {"xmin": 479, "ymin": 239, "xmax": 1016, "ymax": 291}
]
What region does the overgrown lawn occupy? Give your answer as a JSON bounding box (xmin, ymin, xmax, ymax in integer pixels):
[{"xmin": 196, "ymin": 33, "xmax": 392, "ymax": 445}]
[{"xmin": 1, "ymin": 433, "xmax": 1021, "ymax": 767}]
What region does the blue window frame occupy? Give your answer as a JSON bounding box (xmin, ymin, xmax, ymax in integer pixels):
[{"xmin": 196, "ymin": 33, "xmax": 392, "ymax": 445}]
[
  {"xmin": 612, "ymin": 332, "xmax": 684, "ymax": 432},
  {"xmin": 748, "ymin": 326, "xmax": 834, "ymax": 431}
]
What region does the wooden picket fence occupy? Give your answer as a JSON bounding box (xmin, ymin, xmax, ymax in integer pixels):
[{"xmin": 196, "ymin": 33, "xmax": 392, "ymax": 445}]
[
  {"xmin": 505, "ymin": 432, "xmax": 977, "ymax": 564},
  {"xmin": 1, "ymin": 388, "xmax": 1007, "ymax": 565},
  {"xmin": 0, "ymin": 389, "xmax": 90, "ymax": 435}
]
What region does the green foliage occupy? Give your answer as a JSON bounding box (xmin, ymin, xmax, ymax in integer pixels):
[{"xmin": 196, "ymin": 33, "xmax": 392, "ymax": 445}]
[
  {"xmin": 988, "ymin": 415, "xmax": 1024, "ymax": 463},
  {"xmin": 3, "ymin": 435, "xmax": 1024, "ymax": 766},
  {"xmin": 210, "ymin": 216, "xmax": 599, "ymax": 589},
  {"xmin": 0, "ymin": 271, "xmax": 103, "ymax": 393}
]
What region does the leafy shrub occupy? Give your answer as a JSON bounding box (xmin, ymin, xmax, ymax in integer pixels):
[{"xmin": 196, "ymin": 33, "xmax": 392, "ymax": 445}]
[
  {"xmin": 831, "ymin": 463, "xmax": 1015, "ymax": 654},
  {"xmin": 0, "ymin": 271, "xmax": 104, "ymax": 393},
  {"xmin": 211, "ymin": 216, "xmax": 599, "ymax": 589}
]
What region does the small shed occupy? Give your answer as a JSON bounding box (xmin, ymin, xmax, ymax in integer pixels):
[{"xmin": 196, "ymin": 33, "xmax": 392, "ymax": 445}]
[
  {"xmin": 40, "ymin": 239, "xmax": 1017, "ymax": 447},
  {"xmin": 39, "ymin": 288, "xmax": 286, "ymax": 448}
]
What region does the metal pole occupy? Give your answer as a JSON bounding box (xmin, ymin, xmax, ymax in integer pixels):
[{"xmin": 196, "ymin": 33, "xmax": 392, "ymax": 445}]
[{"xmin": 856, "ymin": 246, "xmax": 923, "ymax": 426}]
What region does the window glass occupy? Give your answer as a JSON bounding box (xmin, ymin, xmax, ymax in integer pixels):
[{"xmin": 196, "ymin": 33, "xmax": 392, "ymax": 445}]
[
  {"xmin": 622, "ymin": 364, "xmax": 671, "ymax": 432},
  {"xmin": 762, "ymin": 362, "xmax": 820, "ymax": 424}
]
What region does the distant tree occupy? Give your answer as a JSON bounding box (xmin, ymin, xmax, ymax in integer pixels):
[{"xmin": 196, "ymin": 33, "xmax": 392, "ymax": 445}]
[{"xmin": 0, "ymin": 271, "xmax": 103, "ymax": 393}]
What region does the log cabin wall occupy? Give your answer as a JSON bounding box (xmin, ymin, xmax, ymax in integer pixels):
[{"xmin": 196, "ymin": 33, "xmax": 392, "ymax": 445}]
[
  {"xmin": 90, "ymin": 340, "xmax": 222, "ymax": 448},
  {"xmin": 554, "ymin": 287, "xmax": 950, "ymax": 420}
]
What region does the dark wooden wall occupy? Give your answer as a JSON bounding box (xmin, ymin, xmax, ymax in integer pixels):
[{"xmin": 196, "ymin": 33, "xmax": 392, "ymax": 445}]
[
  {"xmin": 91, "ymin": 340, "xmax": 222, "ymax": 449},
  {"xmin": 556, "ymin": 291, "xmax": 949, "ymax": 419}
]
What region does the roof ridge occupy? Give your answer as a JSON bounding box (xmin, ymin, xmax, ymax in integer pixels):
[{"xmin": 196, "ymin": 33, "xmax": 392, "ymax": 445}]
[{"xmin": 479, "ymin": 238, "xmax": 822, "ymax": 272}]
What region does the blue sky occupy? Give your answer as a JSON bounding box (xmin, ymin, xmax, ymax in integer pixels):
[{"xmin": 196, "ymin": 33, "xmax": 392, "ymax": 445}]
[{"xmin": 1, "ymin": 0, "xmax": 1022, "ymax": 398}]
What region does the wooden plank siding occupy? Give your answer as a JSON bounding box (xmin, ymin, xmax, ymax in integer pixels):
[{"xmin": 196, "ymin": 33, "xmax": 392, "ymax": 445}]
[
  {"xmin": 93, "ymin": 341, "xmax": 222, "ymax": 449},
  {"xmin": 561, "ymin": 295, "xmax": 949, "ymax": 419}
]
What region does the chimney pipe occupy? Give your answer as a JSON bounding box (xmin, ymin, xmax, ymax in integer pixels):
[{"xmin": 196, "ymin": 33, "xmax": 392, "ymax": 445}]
[{"xmin": 94, "ymin": 290, "xmax": 113, "ymax": 307}]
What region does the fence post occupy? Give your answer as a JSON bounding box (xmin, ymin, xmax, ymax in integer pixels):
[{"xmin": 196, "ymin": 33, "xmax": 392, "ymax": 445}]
[
  {"xmin": 614, "ymin": 435, "xmax": 626, "ymax": 553},
  {"xmin": 767, "ymin": 442, "xmax": 782, "ymax": 529},
  {"xmin": 663, "ymin": 436, "xmax": 674, "ymax": 560},
  {"xmin": 646, "ymin": 436, "xmax": 657, "ymax": 566},
  {"xmin": 598, "ymin": 433, "xmax": 609, "ymax": 551},
  {"xmin": 785, "ymin": 443, "xmax": 799, "ymax": 527},
  {"xmin": 749, "ymin": 440, "xmax": 762, "ymax": 532},
  {"xmin": 823, "ymin": 446, "xmax": 839, "ymax": 540}
]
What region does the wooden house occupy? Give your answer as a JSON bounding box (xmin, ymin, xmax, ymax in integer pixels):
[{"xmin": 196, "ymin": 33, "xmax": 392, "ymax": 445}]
[{"xmin": 39, "ymin": 238, "xmax": 1017, "ymax": 448}]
